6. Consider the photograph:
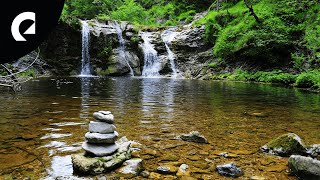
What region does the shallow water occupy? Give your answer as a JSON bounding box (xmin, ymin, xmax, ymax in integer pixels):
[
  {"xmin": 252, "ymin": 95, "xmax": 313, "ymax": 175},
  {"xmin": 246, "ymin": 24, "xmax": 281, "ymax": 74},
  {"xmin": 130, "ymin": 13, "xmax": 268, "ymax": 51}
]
[{"xmin": 0, "ymin": 77, "xmax": 319, "ymax": 179}]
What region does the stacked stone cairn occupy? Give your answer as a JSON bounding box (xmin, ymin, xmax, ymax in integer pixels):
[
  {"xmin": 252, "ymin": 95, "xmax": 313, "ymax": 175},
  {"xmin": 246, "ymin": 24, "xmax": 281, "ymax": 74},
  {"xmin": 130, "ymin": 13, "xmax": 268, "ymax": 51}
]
[
  {"xmin": 72, "ymin": 111, "xmax": 134, "ymax": 175},
  {"xmin": 82, "ymin": 111, "xmax": 119, "ymax": 156}
]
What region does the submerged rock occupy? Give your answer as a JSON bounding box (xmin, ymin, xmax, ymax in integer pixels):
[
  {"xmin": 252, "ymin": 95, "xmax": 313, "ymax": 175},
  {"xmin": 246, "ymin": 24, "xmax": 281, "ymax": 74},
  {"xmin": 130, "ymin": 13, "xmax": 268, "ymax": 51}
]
[
  {"xmin": 216, "ymin": 163, "xmax": 243, "ymax": 178},
  {"xmin": 178, "ymin": 131, "xmax": 208, "ymax": 144},
  {"xmin": 118, "ymin": 159, "xmax": 144, "ymax": 178},
  {"xmin": 176, "ymin": 164, "xmax": 190, "ymax": 176},
  {"xmin": 85, "ymin": 131, "xmax": 119, "ymax": 144},
  {"xmin": 82, "ymin": 142, "xmax": 119, "ymax": 157},
  {"xmin": 72, "ymin": 137, "xmax": 132, "ymax": 175},
  {"xmin": 157, "ymin": 165, "xmax": 178, "ymax": 175},
  {"xmin": 288, "ymin": 155, "xmax": 320, "ymax": 179},
  {"xmin": 261, "ymin": 133, "xmax": 306, "ymax": 156}
]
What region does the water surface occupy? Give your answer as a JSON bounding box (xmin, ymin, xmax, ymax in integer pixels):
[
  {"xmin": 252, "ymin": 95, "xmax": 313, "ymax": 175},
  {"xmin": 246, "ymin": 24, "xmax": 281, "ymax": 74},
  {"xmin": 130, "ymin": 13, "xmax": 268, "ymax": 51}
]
[{"xmin": 0, "ymin": 77, "xmax": 319, "ymax": 179}]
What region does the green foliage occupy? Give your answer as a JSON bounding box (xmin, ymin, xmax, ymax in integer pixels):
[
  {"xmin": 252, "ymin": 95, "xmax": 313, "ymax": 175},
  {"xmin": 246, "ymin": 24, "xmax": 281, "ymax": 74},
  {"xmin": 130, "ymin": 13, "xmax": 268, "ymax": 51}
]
[
  {"xmin": 111, "ymin": 0, "xmax": 147, "ymax": 24},
  {"xmin": 295, "ymin": 71, "xmax": 320, "ymax": 89},
  {"xmin": 19, "ymin": 69, "xmax": 36, "ymax": 78}
]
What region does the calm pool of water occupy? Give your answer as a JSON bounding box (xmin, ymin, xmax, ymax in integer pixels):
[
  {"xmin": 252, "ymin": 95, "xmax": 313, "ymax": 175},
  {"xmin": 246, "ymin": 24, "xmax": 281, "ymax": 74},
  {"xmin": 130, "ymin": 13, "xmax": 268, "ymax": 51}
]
[{"xmin": 0, "ymin": 77, "xmax": 319, "ymax": 179}]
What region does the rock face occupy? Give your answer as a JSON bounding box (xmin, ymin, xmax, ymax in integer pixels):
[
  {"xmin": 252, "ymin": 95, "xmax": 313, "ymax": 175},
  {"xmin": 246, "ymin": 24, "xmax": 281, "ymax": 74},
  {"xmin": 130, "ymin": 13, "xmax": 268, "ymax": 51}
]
[
  {"xmin": 40, "ymin": 19, "xmax": 213, "ymax": 79},
  {"xmin": 178, "ymin": 131, "xmax": 208, "ymax": 144},
  {"xmin": 261, "ymin": 133, "xmax": 306, "ymax": 156},
  {"xmin": 288, "ymin": 155, "xmax": 320, "ymax": 179},
  {"xmin": 216, "ymin": 163, "xmax": 243, "ymax": 178}
]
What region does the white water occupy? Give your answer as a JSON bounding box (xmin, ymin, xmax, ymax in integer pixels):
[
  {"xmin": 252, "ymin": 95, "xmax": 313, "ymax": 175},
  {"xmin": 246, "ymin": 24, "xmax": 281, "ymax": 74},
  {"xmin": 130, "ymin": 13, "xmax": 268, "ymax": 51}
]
[
  {"xmin": 113, "ymin": 21, "xmax": 134, "ymax": 76},
  {"xmin": 141, "ymin": 32, "xmax": 161, "ymax": 77},
  {"xmin": 80, "ymin": 21, "xmax": 91, "ymax": 76},
  {"xmin": 161, "ymin": 29, "xmax": 178, "ymax": 78}
]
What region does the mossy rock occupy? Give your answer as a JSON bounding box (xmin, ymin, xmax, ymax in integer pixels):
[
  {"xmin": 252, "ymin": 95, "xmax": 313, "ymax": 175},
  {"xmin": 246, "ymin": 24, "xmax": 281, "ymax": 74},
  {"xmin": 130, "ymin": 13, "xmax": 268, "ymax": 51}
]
[{"xmin": 261, "ymin": 133, "xmax": 307, "ymax": 157}]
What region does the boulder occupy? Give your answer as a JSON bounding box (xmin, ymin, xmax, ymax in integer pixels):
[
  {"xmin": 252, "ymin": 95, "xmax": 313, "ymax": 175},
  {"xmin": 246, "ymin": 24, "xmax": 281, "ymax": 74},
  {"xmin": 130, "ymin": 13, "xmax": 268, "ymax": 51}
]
[
  {"xmin": 178, "ymin": 131, "xmax": 208, "ymax": 144},
  {"xmin": 261, "ymin": 133, "xmax": 306, "ymax": 156},
  {"xmin": 288, "ymin": 155, "xmax": 320, "ymax": 179},
  {"xmin": 85, "ymin": 132, "xmax": 118, "ymax": 144},
  {"xmin": 93, "ymin": 112, "xmax": 114, "ymax": 123},
  {"xmin": 118, "ymin": 159, "xmax": 144, "ymax": 178},
  {"xmin": 82, "ymin": 142, "xmax": 118, "ymax": 157},
  {"xmin": 216, "ymin": 163, "xmax": 243, "ymax": 178},
  {"xmin": 89, "ymin": 122, "xmax": 116, "ymax": 134}
]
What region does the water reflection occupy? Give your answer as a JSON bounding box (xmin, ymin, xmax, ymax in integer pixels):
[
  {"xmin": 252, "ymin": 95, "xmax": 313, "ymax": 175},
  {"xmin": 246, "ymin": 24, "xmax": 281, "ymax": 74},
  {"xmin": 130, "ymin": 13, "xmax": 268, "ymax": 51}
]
[
  {"xmin": 79, "ymin": 77, "xmax": 91, "ymax": 120},
  {"xmin": 0, "ymin": 78, "xmax": 319, "ymax": 179}
]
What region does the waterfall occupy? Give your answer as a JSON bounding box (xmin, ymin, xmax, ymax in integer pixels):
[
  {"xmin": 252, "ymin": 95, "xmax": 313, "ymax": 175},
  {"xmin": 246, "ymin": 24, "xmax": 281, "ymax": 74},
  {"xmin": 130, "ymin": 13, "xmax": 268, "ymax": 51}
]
[
  {"xmin": 141, "ymin": 32, "xmax": 161, "ymax": 77},
  {"xmin": 80, "ymin": 21, "xmax": 91, "ymax": 76},
  {"xmin": 113, "ymin": 21, "xmax": 134, "ymax": 76},
  {"xmin": 161, "ymin": 29, "xmax": 178, "ymax": 78}
]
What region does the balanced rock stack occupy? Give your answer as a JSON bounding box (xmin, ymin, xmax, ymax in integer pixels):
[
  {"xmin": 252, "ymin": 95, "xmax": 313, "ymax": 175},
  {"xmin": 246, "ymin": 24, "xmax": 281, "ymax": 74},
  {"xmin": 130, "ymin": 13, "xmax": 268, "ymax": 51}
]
[{"xmin": 82, "ymin": 111, "xmax": 119, "ymax": 157}]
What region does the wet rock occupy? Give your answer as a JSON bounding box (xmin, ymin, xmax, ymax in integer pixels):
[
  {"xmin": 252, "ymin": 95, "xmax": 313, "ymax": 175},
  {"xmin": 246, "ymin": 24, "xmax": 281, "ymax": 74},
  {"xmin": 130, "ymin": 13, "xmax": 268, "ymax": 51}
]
[
  {"xmin": 288, "ymin": 155, "xmax": 320, "ymax": 179},
  {"xmin": 72, "ymin": 137, "xmax": 132, "ymax": 175},
  {"xmin": 157, "ymin": 165, "xmax": 178, "ymax": 175},
  {"xmin": 307, "ymin": 144, "xmax": 320, "ymax": 158},
  {"xmin": 89, "ymin": 122, "xmax": 116, "ymax": 134},
  {"xmin": 178, "ymin": 131, "xmax": 208, "ymax": 144},
  {"xmin": 216, "ymin": 163, "xmax": 243, "ymax": 178},
  {"xmin": 82, "ymin": 142, "xmax": 118, "ymax": 157},
  {"xmin": 261, "ymin": 133, "xmax": 306, "ymax": 156},
  {"xmin": 176, "ymin": 164, "xmax": 190, "ymax": 176},
  {"xmin": 140, "ymin": 170, "xmax": 150, "ymax": 178},
  {"xmin": 85, "ymin": 132, "xmax": 118, "ymax": 144},
  {"xmin": 93, "ymin": 112, "xmax": 114, "ymax": 123},
  {"xmin": 118, "ymin": 159, "xmax": 144, "ymax": 178}
]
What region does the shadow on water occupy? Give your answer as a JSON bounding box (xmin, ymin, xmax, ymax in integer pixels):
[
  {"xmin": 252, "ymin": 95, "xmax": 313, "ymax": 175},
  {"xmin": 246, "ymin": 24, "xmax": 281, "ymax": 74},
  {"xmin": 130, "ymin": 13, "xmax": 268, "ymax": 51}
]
[{"xmin": 0, "ymin": 77, "xmax": 319, "ymax": 179}]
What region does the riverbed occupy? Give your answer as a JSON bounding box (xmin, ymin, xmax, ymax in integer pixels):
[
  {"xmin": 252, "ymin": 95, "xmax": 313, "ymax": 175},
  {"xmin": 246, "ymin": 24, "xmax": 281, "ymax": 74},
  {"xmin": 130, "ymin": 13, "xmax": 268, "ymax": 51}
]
[{"xmin": 0, "ymin": 77, "xmax": 319, "ymax": 179}]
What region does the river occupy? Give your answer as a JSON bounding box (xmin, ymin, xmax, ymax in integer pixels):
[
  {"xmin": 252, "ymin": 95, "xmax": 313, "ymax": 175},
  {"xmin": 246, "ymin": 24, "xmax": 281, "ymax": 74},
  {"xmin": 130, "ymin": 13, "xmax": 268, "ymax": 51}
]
[{"xmin": 0, "ymin": 77, "xmax": 319, "ymax": 179}]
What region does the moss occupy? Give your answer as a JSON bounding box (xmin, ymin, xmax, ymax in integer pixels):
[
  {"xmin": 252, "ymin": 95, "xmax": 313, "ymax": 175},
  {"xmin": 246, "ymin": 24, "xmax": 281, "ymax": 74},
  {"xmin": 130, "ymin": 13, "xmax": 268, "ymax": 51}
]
[{"xmin": 263, "ymin": 133, "xmax": 306, "ymax": 156}]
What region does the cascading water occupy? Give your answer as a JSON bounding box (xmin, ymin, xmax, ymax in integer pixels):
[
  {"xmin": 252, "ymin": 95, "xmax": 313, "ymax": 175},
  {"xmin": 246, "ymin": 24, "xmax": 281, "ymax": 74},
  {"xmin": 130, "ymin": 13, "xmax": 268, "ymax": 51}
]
[
  {"xmin": 161, "ymin": 29, "xmax": 178, "ymax": 78},
  {"xmin": 113, "ymin": 21, "xmax": 134, "ymax": 76},
  {"xmin": 141, "ymin": 32, "xmax": 161, "ymax": 77},
  {"xmin": 80, "ymin": 21, "xmax": 91, "ymax": 76}
]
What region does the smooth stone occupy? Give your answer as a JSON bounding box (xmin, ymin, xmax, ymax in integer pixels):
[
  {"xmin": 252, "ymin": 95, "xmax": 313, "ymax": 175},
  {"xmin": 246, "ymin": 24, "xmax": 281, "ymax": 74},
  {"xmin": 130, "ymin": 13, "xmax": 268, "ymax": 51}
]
[
  {"xmin": 82, "ymin": 142, "xmax": 118, "ymax": 157},
  {"xmin": 89, "ymin": 121, "xmax": 116, "ymax": 134},
  {"xmin": 216, "ymin": 163, "xmax": 243, "ymax": 178},
  {"xmin": 261, "ymin": 133, "xmax": 306, "ymax": 157},
  {"xmin": 177, "ymin": 164, "xmax": 190, "ymax": 176},
  {"xmin": 85, "ymin": 132, "xmax": 118, "ymax": 144},
  {"xmin": 157, "ymin": 165, "xmax": 178, "ymax": 175},
  {"xmin": 178, "ymin": 131, "xmax": 208, "ymax": 144},
  {"xmin": 93, "ymin": 112, "xmax": 114, "ymax": 123},
  {"xmin": 99, "ymin": 111, "xmax": 111, "ymax": 115},
  {"xmin": 118, "ymin": 159, "xmax": 144, "ymax": 178},
  {"xmin": 140, "ymin": 170, "xmax": 150, "ymax": 178},
  {"xmin": 288, "ymin": 155, "xmax": 320, "ymax": 179}
]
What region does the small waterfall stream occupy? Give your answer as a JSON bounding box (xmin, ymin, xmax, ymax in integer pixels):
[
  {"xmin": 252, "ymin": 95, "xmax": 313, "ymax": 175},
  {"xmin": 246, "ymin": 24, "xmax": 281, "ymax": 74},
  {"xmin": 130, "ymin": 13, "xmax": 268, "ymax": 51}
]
[
  {"xmin": 141, "ymin": 32, "xmax": 161, "ymax": 77},
  {"xmin": 113, "ymin": 21, "xmax": 134, "ymax": 76},
  {"xmin": 161, "ymin": 29, "xmax": 178, "ymax": 77},
  {"xmin": 80, "ymin": 21, "xmax": 91, "ymax": 76}
]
